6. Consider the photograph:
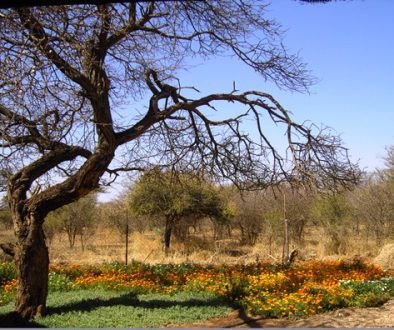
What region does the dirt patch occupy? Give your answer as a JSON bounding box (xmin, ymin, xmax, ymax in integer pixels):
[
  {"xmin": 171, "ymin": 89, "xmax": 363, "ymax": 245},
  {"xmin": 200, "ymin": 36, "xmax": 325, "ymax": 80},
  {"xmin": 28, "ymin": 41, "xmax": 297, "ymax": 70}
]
[{"xmin": 168, "ymin": 299, "xmax": 394, "ymax": 328}]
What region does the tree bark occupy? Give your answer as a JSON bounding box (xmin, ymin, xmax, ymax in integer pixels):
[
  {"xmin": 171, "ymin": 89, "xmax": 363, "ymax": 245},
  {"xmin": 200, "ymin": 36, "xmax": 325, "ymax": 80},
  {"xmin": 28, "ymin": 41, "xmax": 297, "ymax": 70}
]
[
  {"xmin": 14, "ymin": 213, "xmax": 49, "ymax": 320},
  {"xmin": 163, "ymin": 217, "xmax": 174, "ymax": 255},
  {"xmin": 66, "ymin": 226, "xmax": 77, "ymax": 248},
  {"xmin": 7, "ymin": 145, "xmax": 115, "ymax": 320}
]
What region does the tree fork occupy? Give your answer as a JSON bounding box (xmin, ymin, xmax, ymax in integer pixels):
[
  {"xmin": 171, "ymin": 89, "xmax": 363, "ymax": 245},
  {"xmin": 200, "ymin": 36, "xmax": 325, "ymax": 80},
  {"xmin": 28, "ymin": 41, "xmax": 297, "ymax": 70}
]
[{"xmin": 9, "ymin": 149, "xmax": 115, "ymax": 319}]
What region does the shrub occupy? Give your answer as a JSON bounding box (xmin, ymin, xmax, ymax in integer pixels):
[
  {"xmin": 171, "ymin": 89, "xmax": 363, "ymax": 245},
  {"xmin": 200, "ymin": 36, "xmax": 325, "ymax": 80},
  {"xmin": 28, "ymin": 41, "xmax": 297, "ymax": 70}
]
[
  {"xmin": 0, "ymin": 263, "xmax": 16, "ymax": 286},
  {"xmin": 340, "ymin": 277, "xmax": 394, "ymax": 307}
]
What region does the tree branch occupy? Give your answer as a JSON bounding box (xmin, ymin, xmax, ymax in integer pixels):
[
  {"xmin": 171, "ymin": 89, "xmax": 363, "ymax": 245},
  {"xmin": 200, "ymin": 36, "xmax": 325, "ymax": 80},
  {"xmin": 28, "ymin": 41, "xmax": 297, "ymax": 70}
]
[
  {"xmin": 0, "ymin": 243, "xmax": 15, "ymax": 257},
  {"xmin": 16, "ymin": 8, "xmax": 95, "ymax": 95},
  {"xmin": 9, "ymin": 146, "xmax": 92, "ymax": 205}
]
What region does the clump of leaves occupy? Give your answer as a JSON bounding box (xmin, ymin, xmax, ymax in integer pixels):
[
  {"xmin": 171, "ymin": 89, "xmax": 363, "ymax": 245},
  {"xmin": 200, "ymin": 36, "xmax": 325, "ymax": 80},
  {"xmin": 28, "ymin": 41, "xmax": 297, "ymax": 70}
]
[
  {"xmin": 0, "ymin": 263, "xmax": 16, "ymax": 286},
  {"xmin": 0, "ymin": 290, "xmax": 14, "ymax": 307}
]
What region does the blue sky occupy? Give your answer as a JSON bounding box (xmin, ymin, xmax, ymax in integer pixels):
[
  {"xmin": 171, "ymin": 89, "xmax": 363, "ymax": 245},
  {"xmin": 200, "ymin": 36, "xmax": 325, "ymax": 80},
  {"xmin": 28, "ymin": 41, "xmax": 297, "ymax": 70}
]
[
  {"xmin": 177, "ymin": 0, "xmax": 394, "ymax": 172},
  {"xmin": 99, "ymin": 0, "xmax": 394, "ymax": 201},
  {"xmin": 270, "ymin": 0, "xmax": 394, "ymax": 171}
]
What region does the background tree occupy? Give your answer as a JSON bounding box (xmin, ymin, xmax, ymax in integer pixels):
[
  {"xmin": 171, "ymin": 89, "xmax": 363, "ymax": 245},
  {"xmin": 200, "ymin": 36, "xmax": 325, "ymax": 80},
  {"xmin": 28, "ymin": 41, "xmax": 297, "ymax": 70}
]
[
  {"xmin": 310, "ymin": 192, "xmax": 353, "ymax": 254},
  {"xmin": 282, "ymin": 189, "xmax": 314, "ymax": 244},
  {"xmin": 0, "ymin": 1, "xmax": 359, "ymax": 318},
  {"xmin": 231, "ymin": 187, "xmax": 313, "ymax": 253},
  {"xmin": 45, "ymin": 193, "xmax": 97, "ymax": 250},
  {"xmin": 232, "ymin": 191, "xmax": 265, "ymax": 246},
  {"xmin": 101, "ymin": 198, "xmax": 130, "ymax": 234},
  {"xmin": 351, "ymin": 147, "xmax": 394, "ymax": 245},
  {"xmin": 261, "ymin": 207, "xmax": 284, "ymax": 257},
  {"xmin": 210, "ymin": 186, "xmax": 236, "ymax": 241},
  {"xmin": 0, "ymin": 196, "xmax": 12, "ymax": 230},
  {"xmin": 0, "ymin": 174, "xmax": 10, "ymax": 229},
  {"xmin": 100, "ymin": 197, "xmax": 139, "ymax": 265},
  {"xmin": 354, "ymin": 182, "xmax": 394, "ymax": 245},
  {"xmin": 128, "ymin": 168, "xmax": 229, "ymax": 254},
  {"xmin": 379, "ymin": 146, "xmax": 394, "ymax": 182},
  {"xmin": 42, "ymin": 212, "xmax": 61, "ymax": 246}
]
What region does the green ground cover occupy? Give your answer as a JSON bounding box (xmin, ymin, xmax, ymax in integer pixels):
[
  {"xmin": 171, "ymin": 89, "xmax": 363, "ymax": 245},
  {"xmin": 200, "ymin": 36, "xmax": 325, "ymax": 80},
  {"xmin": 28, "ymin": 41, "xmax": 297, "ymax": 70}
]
[
  {"xmin": 0, "ymin": 290, "xmax": 231, "ymax": 327},
  {"xmin": 0, "ymin": 260, "xmax": 393, "ymax": 327}
]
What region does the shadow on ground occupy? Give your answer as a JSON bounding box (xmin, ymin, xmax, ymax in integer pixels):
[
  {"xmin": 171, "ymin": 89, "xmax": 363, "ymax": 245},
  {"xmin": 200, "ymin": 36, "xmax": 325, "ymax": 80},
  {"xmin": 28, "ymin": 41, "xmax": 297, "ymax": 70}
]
[
  {"xmin": 0, "ymin": 292, "xmax": 231, "ymax": 327},
  {"xmin": 46, "ymin": 292, "xmax": 230, "ymax": 316},
  {"xmin": 0, "ymin": 312, "xmax": 46, "ymax": 328}
]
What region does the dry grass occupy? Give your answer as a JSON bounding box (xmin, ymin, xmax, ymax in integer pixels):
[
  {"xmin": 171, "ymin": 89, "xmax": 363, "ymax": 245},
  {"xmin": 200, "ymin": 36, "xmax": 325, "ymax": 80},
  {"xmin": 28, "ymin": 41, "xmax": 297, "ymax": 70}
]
[
  {"xmin": 375, "ymin": 243, "xmax": 394, "ymax": 270},
  {"xmin": 0, "ymin": 224, "xmax": 392, "ymax": 268},
  {"xmin": 45, "ymin": 225, "xmax": 394, "ymax": 268}
]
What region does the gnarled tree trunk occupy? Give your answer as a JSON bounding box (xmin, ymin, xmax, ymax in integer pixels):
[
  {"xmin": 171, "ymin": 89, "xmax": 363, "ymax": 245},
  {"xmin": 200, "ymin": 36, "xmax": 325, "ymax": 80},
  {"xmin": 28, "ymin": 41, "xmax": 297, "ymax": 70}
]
[
  {"xmin": 2, "ymin": 147, "xmax": 115, "ymax": 320},
  {"xmin": 14, "ymin": 212, "xmax": 49, "ymax": 319}
]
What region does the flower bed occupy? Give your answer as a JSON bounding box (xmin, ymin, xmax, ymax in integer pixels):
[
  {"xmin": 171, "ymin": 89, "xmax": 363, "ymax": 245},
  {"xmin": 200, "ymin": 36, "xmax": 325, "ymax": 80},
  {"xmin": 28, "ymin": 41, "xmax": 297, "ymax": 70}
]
[{"xmin": 1, "ymin": 259, "xmax": 392, "ymax": 319}]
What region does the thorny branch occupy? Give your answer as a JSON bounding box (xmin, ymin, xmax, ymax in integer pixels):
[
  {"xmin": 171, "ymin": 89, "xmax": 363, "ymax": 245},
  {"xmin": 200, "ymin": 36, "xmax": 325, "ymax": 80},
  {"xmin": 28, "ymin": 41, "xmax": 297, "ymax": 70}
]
[
  {"xmin": 141, "ymin": 71, "xmax": 359, "ymax": 190},
  {"xmin": 0, "ymin": 2, "xmax": 359, "ymax": 218}
]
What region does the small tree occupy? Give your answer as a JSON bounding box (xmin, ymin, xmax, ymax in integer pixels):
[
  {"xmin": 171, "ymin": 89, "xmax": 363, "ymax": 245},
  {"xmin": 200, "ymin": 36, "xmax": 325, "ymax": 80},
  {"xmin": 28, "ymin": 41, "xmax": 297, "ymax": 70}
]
[
  {"xmin": 101, "ymin": 197, "xmax": 137, "ymax": 265},
  {"xmin": 383, "ymin": 146, "xmax": 394, "ymax": 181},
  {"xmin": 42, "ymin": 213, "xmax": 61, "ymax": 246},
  {"xmin": 352, "ymin": 149, "xmax": 394, "ymax": 245},
  {"xmin": 282, "ymin": 189, "xmax": 314, "ymax": 243},
  {"xmin": 310, "ymin": 193, "xmax": 353, "ymax": 254},
  {"xmin": 355, "ymin": 182, "xmax": 394, "ymax": 244},
  {"xmin": 46, "ymin": 193, "xmax": 97, "ymax": 250},
  {"xmin": 210, "ymin": 186, "xmax": 236, "ymax": 241},
  {"xmin": 232, "ymin": 187, "xmax": 313, "ymax": 253},
  {"xmin": 128, "ymin": 168, "xmax": 229, "ymax": 254},
  {"xmin": 232, "ymin": 191, "xmax": 265, "ymax": 245}
]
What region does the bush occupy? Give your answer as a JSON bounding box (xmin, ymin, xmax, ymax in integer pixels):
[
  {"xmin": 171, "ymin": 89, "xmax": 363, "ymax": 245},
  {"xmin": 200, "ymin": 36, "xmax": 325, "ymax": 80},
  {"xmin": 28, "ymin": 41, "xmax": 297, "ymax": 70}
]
[
  {"xmin": 0, "ymin": 290, "xmax": 14, "ymax": 307},
  {"xmin": 0, "ymin": 263, "xmax": 16, "ymax": 286}
]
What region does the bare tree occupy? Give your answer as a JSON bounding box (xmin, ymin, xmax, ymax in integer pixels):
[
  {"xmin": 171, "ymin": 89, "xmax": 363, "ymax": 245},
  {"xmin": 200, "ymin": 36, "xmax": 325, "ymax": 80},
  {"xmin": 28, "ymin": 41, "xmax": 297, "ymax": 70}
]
[
  {"xmin": 355, "ymin": 181, "xmax": 394, "ymax": 245},
  {"xmin": 46, "ymin": 192, "xmax": 97, "ymax": 250},
  {"xmin": 352, "ymin": 149, "xmax": 394, "ymax": 245},
  {"xmin": 101, "ymin": 197, "xmax": 135, "ymax": 265},
  {"xmin": 379, "ymin": 146, "xmax": 394, "ymax": 182},
  {"xmin": 281, "ymin": 188, "xmax": 314, "ymax": 243},
  {"xmin": 0, "ymin": 2, "xmax": 359, "ymax": 319},
  {"xmin": 232, "ymin": 191, "xmax": 265, "ymax": 245},
  {"xmin": 310, "ymin": 192, "xmax": 353, "ymax": 254}
]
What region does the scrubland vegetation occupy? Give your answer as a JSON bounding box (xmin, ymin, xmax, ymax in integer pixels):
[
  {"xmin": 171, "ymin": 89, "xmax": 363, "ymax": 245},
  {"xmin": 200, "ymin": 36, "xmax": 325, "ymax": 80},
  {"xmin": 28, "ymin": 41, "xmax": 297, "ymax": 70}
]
[
  {"xmin": 2, "ymin": 146, "xmax": 390, "ymax": 265},
  {"xmin": 0, "ymin": 148, "xmax": 393, "ymax": 327},
  {"xmin": 0, "ymin": 0, "xmax": 382, "ymax": 320}
]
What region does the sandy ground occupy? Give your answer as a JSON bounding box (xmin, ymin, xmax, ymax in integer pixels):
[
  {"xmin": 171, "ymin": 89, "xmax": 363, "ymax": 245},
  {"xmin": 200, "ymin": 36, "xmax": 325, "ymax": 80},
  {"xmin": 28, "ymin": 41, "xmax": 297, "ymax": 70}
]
[{"xmin": 168, "ymin": 298, "xmax": 394, "ymax": 328}]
